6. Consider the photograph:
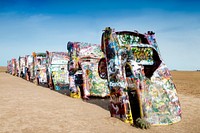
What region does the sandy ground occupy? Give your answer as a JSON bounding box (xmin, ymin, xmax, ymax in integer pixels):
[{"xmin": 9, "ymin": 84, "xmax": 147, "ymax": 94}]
[
  {"xmin": 0, "ymin": 66, "xmax": 7, "ymax": 73},
  {"xmin": 0, "ymin": 71, "xmax": 200, "ymax": 133}
]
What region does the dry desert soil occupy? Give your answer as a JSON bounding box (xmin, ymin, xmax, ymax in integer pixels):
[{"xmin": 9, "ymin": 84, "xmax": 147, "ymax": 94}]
[{"xmin": 0, "ymin": 68, "xmax": 200, "ymax": 133}]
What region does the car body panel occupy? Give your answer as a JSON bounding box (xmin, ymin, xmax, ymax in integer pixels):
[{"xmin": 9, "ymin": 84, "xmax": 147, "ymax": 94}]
[
  {"xmin": 32, "ymin": 52, "xmax": 48, "ymax": 85},
  {"xmin": 7, "ymin": 60, "xmax": 12, "ymax": 74},
  {"xmin": 18, "ymin": 56, "xmax": 26, "ymax": 78},
  {"xmin": 67, "ymin": 42, "xmax": 109, "ymax": 98},
  {"xmin": 25, "ymin": 55, "xmax": 34, "ymax": 81},
  {"xmin": 46, "ymin": 51, "xmax": 70, "ymax": 90}
]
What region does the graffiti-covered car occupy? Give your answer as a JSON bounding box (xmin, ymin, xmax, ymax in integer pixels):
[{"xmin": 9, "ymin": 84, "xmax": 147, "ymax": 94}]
[
  {"xmin": 7, "ymin": 60, "xmax": 12, "ymax": 74},
  {"xmin": 18, "ymin": 56, "xmax": 26, "ymax": 78},
  {"xmin": 11, "ymin": 58, "xmax": 17, "ymax": 76},
  {"xmin": 46, "ymin": 51, "xmax": 70, "ymax": 90},
  {"xmin": 25, "ymin": 55, "xmax": 34, "ymax": 81},
  {"xmin": 98, "ymin": 27, "xmax": 181, "ymax": 128},
  {"xmin": 16, "ymin": 60, "xmax": 19, "ymax": 76},
  {"xmin": 32, "ymin": 52, "xmax": 48, "ymax": 86},
  {"xmin": 67, "ymin": 42, "xmax": 109, "ymax": 99}
]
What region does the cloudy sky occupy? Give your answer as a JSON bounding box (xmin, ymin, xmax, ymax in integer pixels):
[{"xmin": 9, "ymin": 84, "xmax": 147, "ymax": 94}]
[{"xmin": 0, "ymin": 0, "xmax": 199, "ymax": 70}]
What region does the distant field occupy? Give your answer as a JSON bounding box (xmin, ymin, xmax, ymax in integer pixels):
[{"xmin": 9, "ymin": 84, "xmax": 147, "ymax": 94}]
[
  {"xmin": 0, "ymin": 66, "xmax": 6, "ymax": 72},
  {"xmin": 171, "ymin": 71, "xmax": 200, "ymax": 98}
]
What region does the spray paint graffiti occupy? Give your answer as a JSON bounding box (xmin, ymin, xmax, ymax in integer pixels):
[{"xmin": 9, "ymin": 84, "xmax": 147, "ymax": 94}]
[
  {"xmin": 32, "ymin": 52, "xmax": 48, "ymax": 85},
  {"xmin": 67, "ymin": 42, "xmax": 109, "ymax": 99},
  {"xmin": 46, "ymin": 51, "xmax": 70, "ymax": 90},
  {"xmin": 18, "ymin": 56, "xmax": 26, "ymax": 78},
  {"xmin": 98, "ymin": 27, "xmax": 181, "ymax": 127}
]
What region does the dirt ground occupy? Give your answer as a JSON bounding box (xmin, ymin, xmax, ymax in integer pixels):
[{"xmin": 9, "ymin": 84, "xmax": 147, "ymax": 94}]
[
  {"xmin": 171, "ymin": 71, "xmax": 200, "ymax": 98},
  {"xmin": 0, "ymin": 70, "xmax": 200, "ymax": 133},
  {"xmin": 0, "ymin": 66, "xmax": 7, "ymax": 73}
]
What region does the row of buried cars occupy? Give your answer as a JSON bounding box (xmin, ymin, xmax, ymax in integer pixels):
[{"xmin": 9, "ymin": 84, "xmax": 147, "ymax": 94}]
[
  {"xmin": 6, "ymin": 27, "xmax": 182, "ymax": 129},
  {"xmin": 7, "ymin": 43, "xmax": 109, "ymax": 99}
]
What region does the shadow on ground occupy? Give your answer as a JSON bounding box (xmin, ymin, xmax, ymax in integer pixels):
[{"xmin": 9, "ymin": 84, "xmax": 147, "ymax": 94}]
[
  {"xmin": 84, "ymin": 96, "xmax": 110, "ymax": 111},
  {"xmin": 51, "ymin": 87, "xmax": 110, "ymax": 111}
]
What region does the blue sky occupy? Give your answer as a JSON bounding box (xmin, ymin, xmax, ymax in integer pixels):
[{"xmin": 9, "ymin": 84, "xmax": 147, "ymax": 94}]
[{"xmin": 0, "ymin": 0, "xmax": 200, "ymax": 70}]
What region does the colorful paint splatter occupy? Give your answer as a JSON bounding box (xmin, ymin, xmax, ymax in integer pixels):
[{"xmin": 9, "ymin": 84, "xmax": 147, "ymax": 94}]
[
  {"xmin": 67, "ymin": 42, "xmax": 109, "ymax": 98},
  {"xmin": 99, "ymin": 27, "xmax": 181, "ymax": 126},
  {"xmin": 46, "ymin": 52, "xmax": 70, "ymax": 90}
]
